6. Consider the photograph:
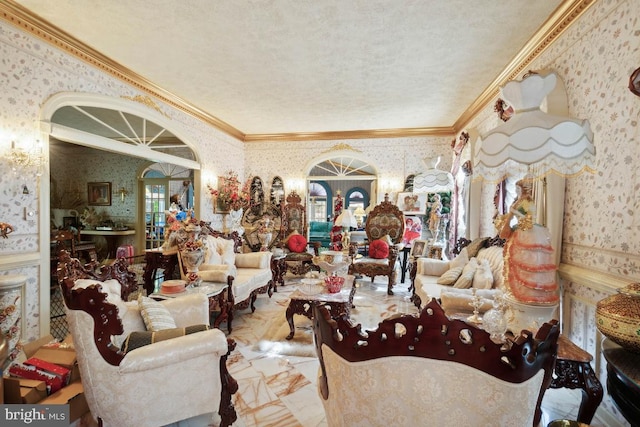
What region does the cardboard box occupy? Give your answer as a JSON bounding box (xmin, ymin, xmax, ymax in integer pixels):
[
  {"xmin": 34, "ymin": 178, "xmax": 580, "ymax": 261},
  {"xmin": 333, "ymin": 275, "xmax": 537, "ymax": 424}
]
[
  {"xmin": 8, "ymin": 362, "xmax": 64, "ymax": 394},
  {"xmin": 39, "ymin": 380, "xmax": 89, "ymax": 422},
  {"xmin": 25, "ymin": 357, "xmax": 71, "ymax": 386},
  {"xmin": 3, "ymin": 377, "xmax": 48, "ymax": 404},
  {"xmin": 23, "ymin": 334, "xmax": 80, "ymax": 382}
]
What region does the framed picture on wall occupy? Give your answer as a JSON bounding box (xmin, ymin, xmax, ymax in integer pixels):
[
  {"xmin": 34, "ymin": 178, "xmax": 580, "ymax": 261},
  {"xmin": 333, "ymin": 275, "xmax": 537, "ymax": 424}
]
[
  {"xmin": 398, "ymin": 192, "xmax": 427, "ymax": 214},
  {"xmin": 88, "ymin": 182, "xmax": 111, "ymax": 206},
  {"xmin": 402, "ymin": 216, "xmax": 423, "ymax": 245}
]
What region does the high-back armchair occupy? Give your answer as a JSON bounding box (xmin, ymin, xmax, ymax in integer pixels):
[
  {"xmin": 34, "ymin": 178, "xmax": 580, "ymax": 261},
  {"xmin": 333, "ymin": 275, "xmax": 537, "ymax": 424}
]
[
  {"xmin": 57, "ymin": 251, "xmax": 237, "ymax": 427},
  {"xmin": 313, "ymin": 299, "xmax": 559, "ymax": 427},
  {"xmin": 349, "ymin": 194, "xmax": 405, "ymax": 295},
  {"xmin": 279, "ymin": 192, "xmax": 320, "ymax": 275}
]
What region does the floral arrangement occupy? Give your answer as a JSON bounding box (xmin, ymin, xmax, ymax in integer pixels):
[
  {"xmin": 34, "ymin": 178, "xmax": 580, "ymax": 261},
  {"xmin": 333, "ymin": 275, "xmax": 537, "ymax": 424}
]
[{"xmin": 207, "ymin": 170, "xmax": 251, "ymax": 211}]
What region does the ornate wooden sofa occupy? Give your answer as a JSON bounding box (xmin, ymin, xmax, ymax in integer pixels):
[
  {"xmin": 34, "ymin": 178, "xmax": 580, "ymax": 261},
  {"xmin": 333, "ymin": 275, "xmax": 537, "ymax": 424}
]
[
  {"xmin": 349, "ymin": 194, "xmax": 405, "ymax": 295},
  {"xmin": 312, "ymin": 299, "xmax": 559, "ymax": 427},
  {"xmin": 56, "ymin": 251, "xmax": 238, "ymax": 427}
]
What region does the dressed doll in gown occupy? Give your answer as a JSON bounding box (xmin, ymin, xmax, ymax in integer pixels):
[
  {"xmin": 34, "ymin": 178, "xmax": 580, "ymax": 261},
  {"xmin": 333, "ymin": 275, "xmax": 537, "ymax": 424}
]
[{"xmin": 495, "ymin": 178, "xmax": 559, "ymax": 305}]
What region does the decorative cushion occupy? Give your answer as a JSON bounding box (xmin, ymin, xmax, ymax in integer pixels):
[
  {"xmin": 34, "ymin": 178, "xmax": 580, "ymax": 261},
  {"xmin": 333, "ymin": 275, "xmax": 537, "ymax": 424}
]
[
  {"xmin": 198, "ymin": 270, "xmax": 229, "ymax": 283},
  {"xmin": 465, "ymin": 237, "xmax": 490, "ymax": 258},
  {"xmin": 472, "ymin": 259, "xmax": 493, "ymax": 289},
  {"xmin": 369, "ymin": 239, "xmax": 390, "ymax": 259},
  {"xmin": 453, "ymin": 258, "xmax": 478, "ymax": 289},
  {"xmin": 449, "ymin": 247, "xmax": 469, "ymax": 270},
  {"xmin": 288, "ymin": 234, "xmax": 308, "ymax": 253},
  {"xmin": 203, "ymin": 235, "xmax": 223, "ymax": 264},
  {"xmin": 120, "ymin": 324, "xmax": 209, "ymax": 353},
  {"xmin": 437, "ymin": 266, "xmax": 464, "ymax": 285},
  {"xmin": 138, "ymin": 294, "xmax": 177, "ymax": 331},
  {"xmin": 476, "ymin": 246, "xmax": 504, "ymax": 287}
]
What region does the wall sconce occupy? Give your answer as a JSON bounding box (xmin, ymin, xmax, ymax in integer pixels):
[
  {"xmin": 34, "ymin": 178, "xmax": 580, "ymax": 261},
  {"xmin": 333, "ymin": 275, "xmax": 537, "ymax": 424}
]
[
  {"xmin": 115, "ymin": 181, "xmax": 132, "ymax": 203},
  {"xmin": 7, "ymin": 140, "xmax": 44, "ymax": 176}
]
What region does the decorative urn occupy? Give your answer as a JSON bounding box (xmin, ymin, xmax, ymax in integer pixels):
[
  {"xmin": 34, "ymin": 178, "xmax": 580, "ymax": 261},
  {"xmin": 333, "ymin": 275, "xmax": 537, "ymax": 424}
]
[{"xmin": 596, "ymin": 282, "xmax": 640, "ymax": 353}]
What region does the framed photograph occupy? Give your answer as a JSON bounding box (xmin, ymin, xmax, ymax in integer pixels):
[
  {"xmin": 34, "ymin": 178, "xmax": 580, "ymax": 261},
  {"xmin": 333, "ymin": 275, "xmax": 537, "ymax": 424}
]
[
  {"xmin": 398, "ymin": 192, "xmax": 428, "ymax": 214},
  {"xmin": 88, "ymin": 182, "xmax": 111, "ymax": 206},
  {"xmin": 402, "ymin": 216, "xmax": 423, "ymax": 245},
  {"xmin": 410, "ymin": 239, "xmax": 428, "ymax": 257},
  {"xmin": 63, "ymin": 216, "xmax": 78, "ymax": 229}
]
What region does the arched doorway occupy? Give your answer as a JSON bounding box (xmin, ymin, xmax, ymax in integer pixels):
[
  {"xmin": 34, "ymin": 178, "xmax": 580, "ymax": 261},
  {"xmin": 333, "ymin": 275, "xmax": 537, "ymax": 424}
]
[
  {"xmin": 304, "ymin": 151, "xmax": 377, "ymax": 225},
  {"xmin": 41, "ymin": 92, "xmax": 200, "ymax": 335}
]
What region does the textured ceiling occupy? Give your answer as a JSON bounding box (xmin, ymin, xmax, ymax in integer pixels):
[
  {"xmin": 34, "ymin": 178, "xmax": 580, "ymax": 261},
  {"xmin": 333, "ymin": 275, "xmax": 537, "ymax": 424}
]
[{"xmin": 11, "ymin": 0, "xmax": 568, "ymax": 137}]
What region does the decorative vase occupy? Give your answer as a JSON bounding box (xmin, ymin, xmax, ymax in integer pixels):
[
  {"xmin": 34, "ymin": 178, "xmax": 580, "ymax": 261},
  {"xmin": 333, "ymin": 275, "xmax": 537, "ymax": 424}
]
[
  {"xmin": 180, "ymin": 248, "xmax": 204, "ymax": 286},
  {"xmin": 596, "ymin": 282, "xmax": 640, "ymax": 353},
  {"xmin": 258, "ymin": 231, "xmax": 272, "ymax": 251}
]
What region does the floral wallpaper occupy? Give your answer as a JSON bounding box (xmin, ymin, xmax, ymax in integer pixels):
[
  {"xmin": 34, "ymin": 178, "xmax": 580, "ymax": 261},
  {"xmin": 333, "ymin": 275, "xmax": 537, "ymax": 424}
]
[
  {"xmin": 0, "ymin": 20, "xmax": 244, "ymax": 341},
  {"xmin": 0, "ymin": 1, "xmax": 639, "ymax": 423}
]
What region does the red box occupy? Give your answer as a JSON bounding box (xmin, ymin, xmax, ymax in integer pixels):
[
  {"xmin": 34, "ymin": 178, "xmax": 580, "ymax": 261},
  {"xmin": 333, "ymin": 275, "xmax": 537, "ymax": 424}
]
[
  {"xmin": 25, "ymin": 357, "xmax": 71, "ymax": 386},
  {"xmin": 8, "ymin": 362, "xmax": 64, "ymax": 394}
]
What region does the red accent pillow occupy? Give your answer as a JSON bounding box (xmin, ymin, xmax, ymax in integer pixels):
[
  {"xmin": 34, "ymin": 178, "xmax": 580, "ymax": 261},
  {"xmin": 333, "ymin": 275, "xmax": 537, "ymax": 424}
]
[
  {"xmin": 287, "ymin": 234, "xmax": 308, "ymax": 253},
  {"xmin": 369, "ymin": 239, "xmax": 390, "ymax": 259}
]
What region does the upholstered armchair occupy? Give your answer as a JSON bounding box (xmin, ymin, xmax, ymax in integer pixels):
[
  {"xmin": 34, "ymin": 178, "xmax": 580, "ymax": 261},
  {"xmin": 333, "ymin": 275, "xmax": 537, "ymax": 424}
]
[
  {"xmin": 312, "ymin": 299, "xmax": 559, "ymax": 427},
  {"xmin": 57, "ymin": 252, "xmax": 237, "ymax": 427},
  {"xmin": 349, "ymin": 194, "xmax": 405, "ymax": 295}
]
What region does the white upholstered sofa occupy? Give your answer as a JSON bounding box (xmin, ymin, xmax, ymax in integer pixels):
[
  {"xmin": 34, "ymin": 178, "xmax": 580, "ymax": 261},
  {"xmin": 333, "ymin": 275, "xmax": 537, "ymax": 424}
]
[
  {"xmin": 412, "ymin": 237, "xmax": 505, "ymax": 312},
  {"xmin": 177, "ymin": 229, "xmax": 273, "ymax": 328}
]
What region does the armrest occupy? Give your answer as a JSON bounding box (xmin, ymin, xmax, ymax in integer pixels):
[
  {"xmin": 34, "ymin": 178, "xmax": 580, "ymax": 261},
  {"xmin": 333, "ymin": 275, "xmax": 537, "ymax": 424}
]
[
  {"xmin": 416, "ymin": 258, "xmax": 450, "ymax": 276},
  {"xmin": 235, "ymin": 252, "xmax": 272, "ymax": 269},
  {"xmin": 119, "ymin": 328, "xmax": 228, "ymax": 373},
  {"xmin": 161, "ymin": 293, "xmax": 209, "ymax": 326}
]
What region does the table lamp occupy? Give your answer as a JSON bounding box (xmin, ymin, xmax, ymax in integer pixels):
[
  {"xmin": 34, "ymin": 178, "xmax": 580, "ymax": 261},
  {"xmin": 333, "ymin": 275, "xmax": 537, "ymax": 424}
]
[
  {"xmin": 335, "ymin": 209, "xmax": 357, "ymax": 248},
  {"xmin": 353, "ymin": 207, "xmax": 366, "ymax": 228}
]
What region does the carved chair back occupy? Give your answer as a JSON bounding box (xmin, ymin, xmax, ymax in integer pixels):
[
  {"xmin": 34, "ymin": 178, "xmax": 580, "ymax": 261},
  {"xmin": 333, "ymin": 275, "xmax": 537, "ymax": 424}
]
[
  {"xmin": 313, "ymin": 300, "xmax": 559, "ymax": 427},
  {"xmin": 364, "ymin": 194, "xmax": 405, "ymax": 244},
  {"xmin": 57, "ymin": 250, "xmax": 139, "ymax": 366},
  {"xmin": 281, "ymin": 191, "xmax": 306, "ymax": 238}
]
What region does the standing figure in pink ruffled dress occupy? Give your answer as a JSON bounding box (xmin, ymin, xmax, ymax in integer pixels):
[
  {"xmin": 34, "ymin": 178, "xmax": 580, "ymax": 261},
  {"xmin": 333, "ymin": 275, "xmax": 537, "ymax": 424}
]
[{"xmin": 495, "ymin": 178, "xmax": 559, "ymax": 305}]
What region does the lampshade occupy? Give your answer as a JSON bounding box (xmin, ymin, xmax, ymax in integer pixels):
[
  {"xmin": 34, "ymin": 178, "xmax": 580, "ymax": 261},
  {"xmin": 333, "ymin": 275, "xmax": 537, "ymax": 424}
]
[
  {"xmin": 413, "ymin": 156, "xmax": 455, "ymax": 192},
  {"xmin": 353, "ymin": 207, "xmax": 366, "ymax": 217},
  {"xmin": 335, "ymin": 210, "xmax": 357, "ymax": 228},
  {"xmin": 474, "ymin": 72, "xmax": 595, "ymax": 183}
]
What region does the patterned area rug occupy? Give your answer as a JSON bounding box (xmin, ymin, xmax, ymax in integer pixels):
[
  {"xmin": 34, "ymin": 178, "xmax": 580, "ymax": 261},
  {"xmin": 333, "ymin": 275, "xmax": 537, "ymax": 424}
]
[{"xmin": 254, "ymin": 278, "xmax": 418, "ymax": 358}]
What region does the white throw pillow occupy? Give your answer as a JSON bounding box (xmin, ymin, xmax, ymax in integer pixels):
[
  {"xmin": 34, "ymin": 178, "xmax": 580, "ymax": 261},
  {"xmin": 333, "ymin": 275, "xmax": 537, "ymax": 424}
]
[
  {"xmin": 215, "ymin": 237, "xmax": 236, "ymax": 266},
  {"xmin": 449, "ymin": 247, "xmax": 469, "ymax": 270},
  {"xmin": 453, "ymin": 258, "xmax": 478, "ymax": 289},
  {"xmin": 437, "ymin": 266, "xmax": 464, "ymax": 285},
  {"xmin": 203, "ymin": 236, "xmax": 223, "ymax": 264},
  {"xmin": 476, "ymin": 246, "xmax": 504, "ymax": 288},
  {"xmin": 472, "ymin": 258, "xmax": 493, "ymax": 289},
  {"xmin": 198, "ymin": 270, "xmax": 229, "ymax": 283},
  {"xmin": 138, "ymin": 294, "xmax": 177, "ymax": 331}
]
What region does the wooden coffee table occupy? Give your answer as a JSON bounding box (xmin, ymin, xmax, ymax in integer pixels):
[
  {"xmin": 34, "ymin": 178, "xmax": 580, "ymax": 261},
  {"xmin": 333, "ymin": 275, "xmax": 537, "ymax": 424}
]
[{"xmin": 286, "ymin": 275, "xmax": 356, "ymax": 340}]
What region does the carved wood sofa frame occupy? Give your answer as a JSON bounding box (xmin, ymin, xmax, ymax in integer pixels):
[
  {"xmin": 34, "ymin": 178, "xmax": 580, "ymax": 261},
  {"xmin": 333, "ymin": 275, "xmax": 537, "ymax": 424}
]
[
  {"xmin": 56, "ymin": 250, "xmax": 238, "ymax": 427},
  {"xmin": 312, "ymin": 299, "xmax": 559, "ymax": 426},
  {"xmin": 348, "ymin": 193, "xmax": 405, "ymax": 295}
]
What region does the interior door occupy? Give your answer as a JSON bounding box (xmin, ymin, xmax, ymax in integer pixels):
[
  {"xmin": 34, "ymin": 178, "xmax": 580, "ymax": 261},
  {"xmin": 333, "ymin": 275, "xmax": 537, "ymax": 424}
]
[{"xmin": 144, "ymin": 181, "xmax": 167, "ymax": 250}]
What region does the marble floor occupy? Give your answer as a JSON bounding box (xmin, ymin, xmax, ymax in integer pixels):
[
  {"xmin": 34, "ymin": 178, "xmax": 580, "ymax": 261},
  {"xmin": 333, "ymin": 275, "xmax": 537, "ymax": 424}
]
[{"xmin": 223, "ymin": 275, "xmax": 608, "ymax": 427}]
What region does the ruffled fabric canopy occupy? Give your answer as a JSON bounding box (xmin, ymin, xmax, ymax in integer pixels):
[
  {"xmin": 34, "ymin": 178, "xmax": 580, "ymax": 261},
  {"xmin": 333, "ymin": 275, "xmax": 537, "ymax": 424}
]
[
  {"xmin": 474, "ymin": 72, "xmax": 595, "ymax": 183},
  {"xmin": 413, "ymin": 156, "xmax": 454, "ymax": 192}
]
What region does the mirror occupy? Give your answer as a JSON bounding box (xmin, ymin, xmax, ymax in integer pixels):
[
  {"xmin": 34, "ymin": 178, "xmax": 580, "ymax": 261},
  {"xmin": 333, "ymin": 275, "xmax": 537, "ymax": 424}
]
[{"xmin": 270, "ymin": 176, "xmax": 285, "ymax": 207}]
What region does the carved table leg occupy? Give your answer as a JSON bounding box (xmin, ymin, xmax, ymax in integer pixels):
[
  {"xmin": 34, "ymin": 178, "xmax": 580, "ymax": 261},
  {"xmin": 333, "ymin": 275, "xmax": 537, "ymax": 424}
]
[
  {"xmin": 549, "ymin": 359, "xmax": 603, "ymax": 424},
  {"xmin": 219, "ymin": 338, "xmax": 238, "ymax": 427}
]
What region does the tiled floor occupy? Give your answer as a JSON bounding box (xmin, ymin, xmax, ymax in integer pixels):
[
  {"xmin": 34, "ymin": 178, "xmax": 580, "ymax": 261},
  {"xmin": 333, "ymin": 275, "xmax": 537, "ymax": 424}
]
[{"xmin": 224, "ymin": 275, "xmax": 608, "ymax": 427}]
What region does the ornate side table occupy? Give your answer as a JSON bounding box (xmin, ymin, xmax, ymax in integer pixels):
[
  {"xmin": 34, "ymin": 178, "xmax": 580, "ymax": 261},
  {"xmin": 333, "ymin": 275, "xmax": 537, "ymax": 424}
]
[
  {"xmin": 151, "ymin": 282, "xmax": 232, "ymax": 333},
  {"xmin": 286, "ymin": 276, "xmax": 356, "ymax": 340},
  {"xmin": 143, "ymin": 247, "xmax": 178, "ymax": 295},
  {"xmin": 270, "ymin": 254, "xmax": 286, "ymax": 292},
  {"xmin": 549, "ymin": 334, "xmax": 603, "ymax": 424}
]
